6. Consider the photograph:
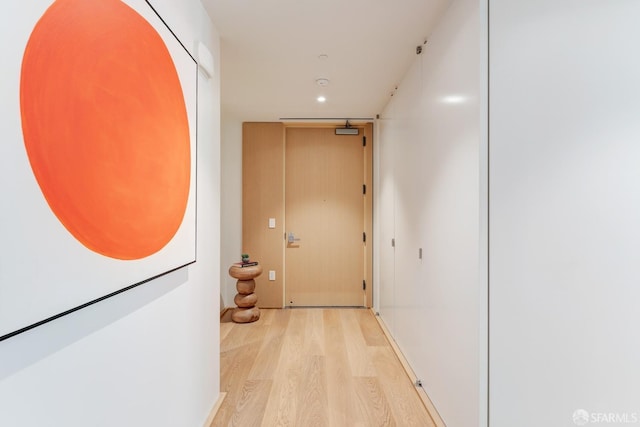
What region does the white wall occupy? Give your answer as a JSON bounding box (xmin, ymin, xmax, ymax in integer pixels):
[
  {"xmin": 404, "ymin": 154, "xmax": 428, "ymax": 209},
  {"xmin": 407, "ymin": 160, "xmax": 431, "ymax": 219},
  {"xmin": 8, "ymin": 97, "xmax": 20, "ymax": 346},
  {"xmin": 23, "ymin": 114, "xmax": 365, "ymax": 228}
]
[
  {"xmin": 220, "ymin": 113, "xmax": 244, "ymax": 307},
  {"xmin": 376, "ymin": 1, "xmax": 483, "ymax": 426},
  {"xmin": 0, "ymin": 1, "xmax": 222, "ymax": 426},
  {"xmin": 489, "ymin": 1, "xmax": 640, "ymax": 426}
]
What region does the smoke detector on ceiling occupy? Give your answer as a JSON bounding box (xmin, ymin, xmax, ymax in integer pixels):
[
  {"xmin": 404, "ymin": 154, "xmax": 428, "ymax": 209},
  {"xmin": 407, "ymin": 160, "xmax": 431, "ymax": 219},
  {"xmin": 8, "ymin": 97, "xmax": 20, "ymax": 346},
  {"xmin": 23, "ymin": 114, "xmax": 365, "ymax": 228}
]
[{"xmin": 316, "ymin": 78, "xmax": 330, "ymax": 87}]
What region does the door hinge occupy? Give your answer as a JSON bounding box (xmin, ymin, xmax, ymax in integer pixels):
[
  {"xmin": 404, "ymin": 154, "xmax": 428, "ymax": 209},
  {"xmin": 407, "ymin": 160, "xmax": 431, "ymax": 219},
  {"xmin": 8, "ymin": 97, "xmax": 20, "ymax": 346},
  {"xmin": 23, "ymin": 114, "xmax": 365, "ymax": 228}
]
[
  {"xmin": 392, "ymin": 238, "xmax": 395, "ymax": 247},
  {"xmin": 363, "ymin": 184, "xmax": 366, "ymax": 195},
  {"xmin": 363, "ymin": 232, "xmax": 366, "ymax": 243},
  {"xmin": 363, "ymin": 136, "xmax": 367, "ymax": 147},
  {"xmin": 363, "ymin": 280, "xmax": 366, "ymax": 290}
]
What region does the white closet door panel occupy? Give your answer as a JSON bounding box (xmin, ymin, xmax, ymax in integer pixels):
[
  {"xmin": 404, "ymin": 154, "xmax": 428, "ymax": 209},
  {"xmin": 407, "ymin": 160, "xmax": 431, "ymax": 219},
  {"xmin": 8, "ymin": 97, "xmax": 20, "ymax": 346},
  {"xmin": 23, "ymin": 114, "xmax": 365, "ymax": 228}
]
[{"xmin": 490, "ymin": 1, "xmax": 640, "ymax": 425}]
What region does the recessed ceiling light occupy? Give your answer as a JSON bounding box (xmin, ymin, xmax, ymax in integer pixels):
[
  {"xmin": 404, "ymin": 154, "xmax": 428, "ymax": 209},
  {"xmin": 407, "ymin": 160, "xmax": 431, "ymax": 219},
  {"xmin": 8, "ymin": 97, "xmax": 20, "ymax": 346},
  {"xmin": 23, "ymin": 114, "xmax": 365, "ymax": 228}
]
[
  {"xmin": 317, "ymin": 96, "xmax": 326, "ymax": 103},
  {"xmin": 318, "ymin": 54, "xmax": 329, "ymax": 60}
]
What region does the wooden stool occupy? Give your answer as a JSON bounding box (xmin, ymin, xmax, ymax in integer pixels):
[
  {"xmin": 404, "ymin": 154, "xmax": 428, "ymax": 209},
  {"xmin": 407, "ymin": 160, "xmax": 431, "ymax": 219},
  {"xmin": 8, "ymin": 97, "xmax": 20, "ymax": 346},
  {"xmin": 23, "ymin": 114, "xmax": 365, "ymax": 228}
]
[{"xmin": 228, "ymin": 263, "xmax": 262, "ymax": 323}]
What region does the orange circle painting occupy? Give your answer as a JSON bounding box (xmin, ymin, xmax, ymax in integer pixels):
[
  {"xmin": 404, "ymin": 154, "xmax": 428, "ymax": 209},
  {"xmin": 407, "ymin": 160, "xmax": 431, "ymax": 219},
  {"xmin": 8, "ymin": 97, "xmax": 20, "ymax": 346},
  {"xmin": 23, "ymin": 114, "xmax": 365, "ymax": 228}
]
[{"xmin": 20, "ymin": 0, "xmax": 191, "ymax": 260}]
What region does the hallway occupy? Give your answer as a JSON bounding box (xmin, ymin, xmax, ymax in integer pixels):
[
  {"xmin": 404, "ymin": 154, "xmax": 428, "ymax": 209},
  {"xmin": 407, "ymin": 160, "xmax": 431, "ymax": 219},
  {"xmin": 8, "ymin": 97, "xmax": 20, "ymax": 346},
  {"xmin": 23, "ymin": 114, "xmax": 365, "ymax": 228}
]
[{"xmin": 211, "ymin": 309, "xmax": 435, "ymax": 426}]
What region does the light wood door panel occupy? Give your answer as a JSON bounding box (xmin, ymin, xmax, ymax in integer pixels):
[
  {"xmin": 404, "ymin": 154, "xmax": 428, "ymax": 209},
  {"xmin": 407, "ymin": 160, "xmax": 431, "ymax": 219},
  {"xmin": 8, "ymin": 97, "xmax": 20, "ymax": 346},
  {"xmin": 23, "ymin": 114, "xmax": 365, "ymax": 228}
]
[
  {"xmin": 285, "ymin": 127, "xmax": 365, "ymax": 306},
  {"xmin": 242, "ymin": 122, "xmax": 284, "ymax": 307}
]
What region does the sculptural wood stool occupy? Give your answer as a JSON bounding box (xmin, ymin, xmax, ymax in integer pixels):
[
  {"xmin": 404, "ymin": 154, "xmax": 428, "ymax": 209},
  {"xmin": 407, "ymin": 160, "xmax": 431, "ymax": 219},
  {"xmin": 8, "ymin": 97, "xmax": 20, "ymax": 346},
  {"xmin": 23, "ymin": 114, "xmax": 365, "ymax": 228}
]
[{"xmin": 228, "ymin": 263, "xmax": 262, "ymax": 323}]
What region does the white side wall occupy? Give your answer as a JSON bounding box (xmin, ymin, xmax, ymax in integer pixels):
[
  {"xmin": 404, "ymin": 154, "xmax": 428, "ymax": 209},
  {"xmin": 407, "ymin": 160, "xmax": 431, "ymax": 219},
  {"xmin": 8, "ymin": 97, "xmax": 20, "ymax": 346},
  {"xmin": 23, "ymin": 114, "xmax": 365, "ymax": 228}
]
[
  {"xmin": 0, "ymin": 1, "xmax": 222, "ymax": 426},
  {"xmin": 220, "ymin": 113, "xmax": 243, "ymax": 307},
  {"xmin": 489, "ymin": 1, "xmax": 640, "ymax": 425},
  {"xmin": 376, "ymin": 1, "xmax": 483, "ymax": 426}
]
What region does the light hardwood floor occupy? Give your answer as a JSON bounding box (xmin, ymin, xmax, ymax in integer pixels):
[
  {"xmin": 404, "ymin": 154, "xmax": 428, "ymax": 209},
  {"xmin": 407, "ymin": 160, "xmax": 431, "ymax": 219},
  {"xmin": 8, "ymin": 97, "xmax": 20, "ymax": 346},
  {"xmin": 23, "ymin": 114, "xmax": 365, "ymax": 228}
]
[{"xmin": 211, "ymin": 308, "xmax": 436, "ymax": 427}]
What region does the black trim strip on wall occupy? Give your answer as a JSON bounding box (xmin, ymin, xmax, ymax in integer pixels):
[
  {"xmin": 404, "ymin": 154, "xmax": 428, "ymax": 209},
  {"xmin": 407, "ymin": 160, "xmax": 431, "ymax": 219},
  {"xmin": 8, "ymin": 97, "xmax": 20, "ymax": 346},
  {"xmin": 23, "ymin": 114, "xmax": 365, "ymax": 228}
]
[
  {"xmin": 0, "ymin": 261, "xmax": 195, "ymax": 342},
  {"xmin": 144, "ymin": 0, "xmax": 195, "ymax": 63}
]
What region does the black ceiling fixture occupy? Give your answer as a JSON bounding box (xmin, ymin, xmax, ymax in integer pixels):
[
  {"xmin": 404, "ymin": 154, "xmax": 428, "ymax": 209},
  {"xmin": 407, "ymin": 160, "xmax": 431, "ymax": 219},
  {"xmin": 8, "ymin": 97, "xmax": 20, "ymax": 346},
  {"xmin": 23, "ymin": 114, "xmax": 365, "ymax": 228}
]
[{"xmin": 335, "ymin": 120, "xmax": 359, "ymax": 135}]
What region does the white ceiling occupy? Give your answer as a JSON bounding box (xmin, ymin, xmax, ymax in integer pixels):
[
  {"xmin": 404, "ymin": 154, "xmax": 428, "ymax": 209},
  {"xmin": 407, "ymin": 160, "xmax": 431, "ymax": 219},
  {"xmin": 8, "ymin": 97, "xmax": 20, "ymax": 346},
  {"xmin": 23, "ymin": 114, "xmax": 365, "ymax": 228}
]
[{"xmin": 202, "ymin": 0, "xmax": 451, "ymax": 121}]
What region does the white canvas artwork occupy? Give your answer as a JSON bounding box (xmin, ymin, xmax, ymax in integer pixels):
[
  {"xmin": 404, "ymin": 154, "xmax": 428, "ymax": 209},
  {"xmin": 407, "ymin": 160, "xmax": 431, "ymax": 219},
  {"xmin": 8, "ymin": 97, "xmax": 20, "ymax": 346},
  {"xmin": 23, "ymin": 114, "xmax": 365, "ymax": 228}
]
[{"xmin": 0, "ymin": 0, "xmax": 198, "ymax": 340}]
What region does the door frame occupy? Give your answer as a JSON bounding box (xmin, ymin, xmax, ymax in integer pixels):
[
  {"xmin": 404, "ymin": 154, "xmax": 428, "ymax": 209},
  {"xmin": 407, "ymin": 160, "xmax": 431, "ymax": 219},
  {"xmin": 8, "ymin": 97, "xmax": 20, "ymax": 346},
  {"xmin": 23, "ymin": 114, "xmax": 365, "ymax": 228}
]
[{"xmin": 241, "ymin": 121, "xmax": 373, "ymax": 308}]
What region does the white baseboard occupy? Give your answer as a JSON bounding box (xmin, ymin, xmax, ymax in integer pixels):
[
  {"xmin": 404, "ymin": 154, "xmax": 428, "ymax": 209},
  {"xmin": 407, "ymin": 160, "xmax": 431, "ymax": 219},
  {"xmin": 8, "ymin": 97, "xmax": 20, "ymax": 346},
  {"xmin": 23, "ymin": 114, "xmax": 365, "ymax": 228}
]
[{"xmin": 370, "ymin": 309, "xmax": 447, "ymax": 427}]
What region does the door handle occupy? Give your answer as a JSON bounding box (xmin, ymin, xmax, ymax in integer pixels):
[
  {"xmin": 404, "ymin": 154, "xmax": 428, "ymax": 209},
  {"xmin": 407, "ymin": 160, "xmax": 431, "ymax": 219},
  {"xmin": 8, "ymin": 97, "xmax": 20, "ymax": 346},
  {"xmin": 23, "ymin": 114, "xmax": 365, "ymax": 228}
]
[{"xmin": 287, "ymin": 232, "xmax": 301, "ymax": 244}]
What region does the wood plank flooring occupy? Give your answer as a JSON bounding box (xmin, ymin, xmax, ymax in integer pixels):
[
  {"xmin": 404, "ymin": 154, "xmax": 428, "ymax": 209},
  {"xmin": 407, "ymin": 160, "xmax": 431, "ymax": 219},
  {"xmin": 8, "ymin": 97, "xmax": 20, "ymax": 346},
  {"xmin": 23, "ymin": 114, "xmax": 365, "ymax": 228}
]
[{"xmin": 211, "ymin": 308, "xmax": 435, "ymax": 427}]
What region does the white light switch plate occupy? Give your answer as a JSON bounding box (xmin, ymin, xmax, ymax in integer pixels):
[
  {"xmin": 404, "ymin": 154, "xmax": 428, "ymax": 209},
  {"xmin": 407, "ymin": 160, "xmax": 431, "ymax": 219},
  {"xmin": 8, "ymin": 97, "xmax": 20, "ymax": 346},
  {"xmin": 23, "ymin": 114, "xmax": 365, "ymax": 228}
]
[
  {"xmin": 269, "ymin": 270, "xmax": 276, "ymax": 281},
  {"xmin": 268, "ymin": 218, "xmax": 276, "ymax": 228}
]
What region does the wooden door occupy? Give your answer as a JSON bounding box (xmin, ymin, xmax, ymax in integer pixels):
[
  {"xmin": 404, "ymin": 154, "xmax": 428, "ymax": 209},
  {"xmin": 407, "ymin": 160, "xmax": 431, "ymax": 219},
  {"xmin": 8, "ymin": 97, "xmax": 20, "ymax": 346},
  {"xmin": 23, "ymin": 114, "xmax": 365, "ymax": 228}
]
[{"xmin": 285, "ymin": 127, "xmax": 365, "ymax": 306}]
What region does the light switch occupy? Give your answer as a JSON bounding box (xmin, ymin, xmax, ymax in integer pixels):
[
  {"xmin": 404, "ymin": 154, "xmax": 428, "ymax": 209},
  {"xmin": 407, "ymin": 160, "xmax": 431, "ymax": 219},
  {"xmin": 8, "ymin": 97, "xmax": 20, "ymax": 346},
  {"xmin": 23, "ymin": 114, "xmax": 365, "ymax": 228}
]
[
  {"xmin": 269, "ymin": 270, "xmax": 276, "ymax": 281},
  {"xmin": 268, "ymin": 218, "xmax": 276, "ymax": 229}
]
